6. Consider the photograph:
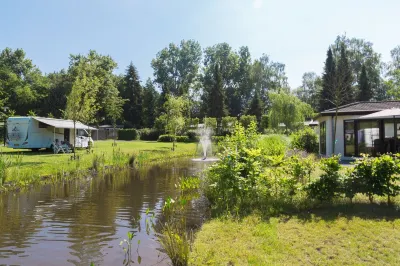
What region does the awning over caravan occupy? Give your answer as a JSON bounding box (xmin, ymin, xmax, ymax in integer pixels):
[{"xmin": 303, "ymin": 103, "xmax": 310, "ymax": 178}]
[{"xmin": 33, "ymin": 117, "xmax": 97, "ymax": 130}]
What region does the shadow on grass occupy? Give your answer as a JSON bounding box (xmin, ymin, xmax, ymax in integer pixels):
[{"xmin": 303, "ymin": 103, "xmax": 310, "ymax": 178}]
[{"xmin": 293, "ymin": 202, "xmax": 400, "ymax": 222}]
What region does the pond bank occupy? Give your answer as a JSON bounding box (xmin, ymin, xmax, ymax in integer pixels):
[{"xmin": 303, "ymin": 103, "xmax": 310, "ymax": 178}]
[{"xmin": 0, "ymin": 140, "xmax": 197, "ymax": 191}]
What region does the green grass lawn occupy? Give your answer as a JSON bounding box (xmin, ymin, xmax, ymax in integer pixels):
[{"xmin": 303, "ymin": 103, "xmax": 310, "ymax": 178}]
[
  {"xmin": 190, "ymin": 202, "xmax": 400, "ymax": 265},
  {"xmin": 0, "ymin": 140, "xmax": 197, "ymax": 188}
]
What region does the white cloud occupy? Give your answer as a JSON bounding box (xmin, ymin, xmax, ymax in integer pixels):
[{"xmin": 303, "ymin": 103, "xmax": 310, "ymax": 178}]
[{"xmin": 253, "ymin": 0, "xmax": 263, "ymax": 9}]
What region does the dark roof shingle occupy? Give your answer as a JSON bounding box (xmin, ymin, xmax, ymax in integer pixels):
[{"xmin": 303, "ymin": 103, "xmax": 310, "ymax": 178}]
[{"xmin": 320, "ymin": 101, "xmax": 400, "ymax": 115}]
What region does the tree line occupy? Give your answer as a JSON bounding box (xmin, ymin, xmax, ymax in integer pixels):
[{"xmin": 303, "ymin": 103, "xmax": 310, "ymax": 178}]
[{"xmin": 1, "ymin": 34, "xmax": 400, "ymax": 130}]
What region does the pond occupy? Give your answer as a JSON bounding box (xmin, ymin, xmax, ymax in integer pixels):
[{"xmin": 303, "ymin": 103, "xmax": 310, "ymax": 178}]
[{"xmin": 0, "ymin": 159, "xmax": 212, "ymax": 266}]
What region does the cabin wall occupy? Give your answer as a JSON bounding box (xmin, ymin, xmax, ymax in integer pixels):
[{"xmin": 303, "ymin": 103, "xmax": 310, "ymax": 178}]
[{"xmin": 317, "ymin": 114, "xmax": 362, "ymax": 158}]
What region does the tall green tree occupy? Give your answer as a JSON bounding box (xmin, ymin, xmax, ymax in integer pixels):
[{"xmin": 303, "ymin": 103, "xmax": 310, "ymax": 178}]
[
  {"xmin": 336, "ymin": 43, "xmax": 354, "ymax": 104},
  {"xmin": 159, "ymin": 95, "xmax": 187, "ymax": 151},
  {"xmin": 251, "ymin": 54, "xmax": 289, "ymax": 113},
  {"xmin": 358, "ymin": 65, "xmax": 372, "ymax": 101},
  {"xmin": 105, "ymin": 88, "xmax": 126, "ymax": 146},
  {"xmin": 332, "ymin": 35, "xmax": 383, "ymax": 100},
  {"xmin": 68, "ymin": 50, "xmax": 118, "ymax": 125},
  {"xmin": 121, "ymin": 63, "xmax": 143, "ymax": 128},
  {"xmin": 319, "ymin": 48, "xmax": 336, "ymax": 111},
  {"xmin": 65, "ymin": 61, "xmax": 100, "ymax": 158},
  {"xmin": 268, "ymin": 92, "xmax": 313, "ymax": 131},
  {"xmin": 208, "ymin": 64, "xmax": 227, "ymax": 119},
  {"xmin": 0, "ymin": 48, "xmax": 50, "ymax": 115},
  {"xmin": 201, "ymin": 43, "xmax": 238, "ymax": 116},
  {"xmin": 142, "ymin": 78, "xmax": 159, "ymax": 128},
  {"xmin": 151, "ymin": 39, "xmax": 202, "ymax": 96},
  {"xmin": 247, "ymin": 89, "xmax": 262, "ymax": 123},
  {"xmin": 44, "ymin": 70, "xmax": 72, "ymax": 118},
  {"xmin": 294, "ymin": 72, "xmax": 321, "ymax": 111}
]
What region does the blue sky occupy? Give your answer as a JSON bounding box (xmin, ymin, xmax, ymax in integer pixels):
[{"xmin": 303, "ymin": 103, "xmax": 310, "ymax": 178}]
[{"xmin": 1, "ymin": 0, "xmax": 400, "ymax": 89}]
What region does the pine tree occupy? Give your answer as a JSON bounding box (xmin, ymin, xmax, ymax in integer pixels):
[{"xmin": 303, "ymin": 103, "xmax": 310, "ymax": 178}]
[
  {"xmin": 336, "ymin": 43, "xmax": 353, "ymax": 104},
  {"xmin": 208, "ymin": 64, "xmax": 227, "ymax": 119},
  {"xmin": 358, "ymin": 64, "xmax": 372, "ymax": 101},
  {"xmin": 142, "ymin": 78, "xmax": 159, "ymax": 128},
  {"xmin": 247, "ymin": 89, "xmax": 263, "ymax": 123},
  {"xmin": 122, "ymin": 63, "xmax": 143, "ymax": 128},
  {"xmin": 319, "ymin": 48, "xmax": 336, "ymax": 111}
]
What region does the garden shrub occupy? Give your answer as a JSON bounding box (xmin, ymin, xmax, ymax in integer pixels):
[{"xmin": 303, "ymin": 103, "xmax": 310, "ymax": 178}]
[
  {"xmin": 139, "ymin": 128, "xmax": 160, "ymax": 141},
  {"xmin": 211, "ymin": 136, "xmax": 224, "ymax": 144},
  {"xmin": 290, "ymin": 127, "xmax": 318, "ymax": 153},
  {"xmin": 118, "ymin": 128, "xmax": 139, "ymax": 140},
  {"xmin": 188, "ymin": 118, "xmax": 199, "ymax": 129},
  {"xmin": 259, "ymin": 134, "xmax": 288, "ymax": 156},
  {"xmin": 239, "ymin": 115, "xmax": 257, "ymax": 128},
  {"xmin": 158, "ymin": 135, "xmax": 190, "ymax": 143},
  {"xmin": 204, "ymin": 117, "xmax": 217, "ymax": 130},
  {"xmin": 348, "ymin": 154, "xmax": 400, "ymax": 204},
  {"xmin": 221, "ymin": 116, "xmax": 237, "ymax": 132},
  {"xmin": 186, "ymin": 131, "xmax": 199, "ymax": 142},
  {"xmin": 260, "ymin": 115, "xmax": 268, "ymax": 130},
  {"xmin": 204, "ymin": 122, "xmax": 265, "ymax": 215},
  {"xmin": 307, "ymin": 155, "xmax": 342, "ymax": 201}
]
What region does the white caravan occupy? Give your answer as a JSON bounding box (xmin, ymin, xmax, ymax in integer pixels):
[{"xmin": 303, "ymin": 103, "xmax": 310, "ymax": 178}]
[{"xmin": 7, "ymin": 117, "xmax": 95, "ymax": 151}]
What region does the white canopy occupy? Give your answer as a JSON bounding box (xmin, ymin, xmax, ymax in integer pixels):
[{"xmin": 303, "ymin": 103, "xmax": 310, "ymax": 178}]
[
  {"xmin": 359, "ymin": 108, "xmax": 400, "ymax": 119},
  {"xmin": 33, "ymin": 117, "xmax": 97, "ymax": 130}
]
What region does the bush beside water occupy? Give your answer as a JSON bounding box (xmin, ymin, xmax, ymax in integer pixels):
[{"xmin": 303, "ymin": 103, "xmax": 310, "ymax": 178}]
[{"xmin": 204, "ymin": 122, "xmax": 400, "ymax": 218}]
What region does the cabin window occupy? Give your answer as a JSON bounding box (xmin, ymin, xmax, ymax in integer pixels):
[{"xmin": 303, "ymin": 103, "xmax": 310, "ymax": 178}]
[
  {"xmin": 320, "ymin": 122, "xmax": 326, "ymax": 155},
  {"xmin": 344, "ymin": 120, "xmax": 355, "ymax": 157},
  {"xmin": 358, "ymin": 120, "xmax": 380, "ymax": 156},
  {"xmin": 39, "ymin": 122, "xmax": 48, "ymax": 128}
]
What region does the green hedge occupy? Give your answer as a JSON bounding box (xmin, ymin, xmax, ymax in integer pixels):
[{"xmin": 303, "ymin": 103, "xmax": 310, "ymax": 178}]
[
  {"xmin": 118, "ymin": 128, "xmax": 139, "ymax": 140},
  {"xmin": 158, "ymin": 135, "xmax": 191, "ymax": 143},
  {"xmin": 139, "ymin": 128, "xmax": 160, "ymax": 141},
  {"xmin": 211, "ymin": 136, "xmax": 225, "ymax": 143}
]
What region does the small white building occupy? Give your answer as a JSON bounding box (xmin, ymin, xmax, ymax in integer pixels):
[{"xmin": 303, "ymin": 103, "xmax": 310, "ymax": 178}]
[{"xmin": 315, "ymin": 101, "xmax": 400, "ymax": 159}]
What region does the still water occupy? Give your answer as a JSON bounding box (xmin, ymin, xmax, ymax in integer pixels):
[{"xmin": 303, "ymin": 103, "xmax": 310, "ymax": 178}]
[{"xmin": 0, "ymin": 159, "xmax": 211, "ymax": 266}]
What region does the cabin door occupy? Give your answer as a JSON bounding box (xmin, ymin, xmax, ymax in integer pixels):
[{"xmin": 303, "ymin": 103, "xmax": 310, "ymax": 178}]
[{"xmin": 64, "ymin": 129, "xmax": 70, "ymax": 142}]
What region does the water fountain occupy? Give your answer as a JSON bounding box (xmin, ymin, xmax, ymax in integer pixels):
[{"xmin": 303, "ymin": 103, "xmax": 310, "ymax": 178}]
[{"xmin": 192, "ymin": 125, "xmax": 219, "ymax": 162}]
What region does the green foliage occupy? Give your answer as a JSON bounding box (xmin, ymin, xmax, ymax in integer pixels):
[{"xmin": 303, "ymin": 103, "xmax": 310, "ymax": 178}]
[
  {"xmin": 0, "ymin": 153, "xmax": 11, "ymax": 185},
  {"xmin": 186, "ymin": 131, "xmax": 198, "ymax": 142},
  {"xmin": 258, "ymin": 134, "xmax": 288, "ymax": 156},
  {"xmin": 268, "ymin": 92, "xmax": 314, "ymax": 131},
  {"xmin": 211, "ymin": 136, "xmax": 224, "ymax": 144},
  {"xmin": 158, "ymin": 135, "xmax": 190, "ymax": 143},
  {"xmin": 160, "ymin": 95, "xmax": 188, "ymax": 150},
  {"xmin": 179, "ymin": 176, "xmax": 200, "ymax": 191},
  {"xmin": 121, "ymin": 63, "xmax": 143, "ymax": 128},
  {"xmin": 239, "ymin": 115, "xmax": 257, "ymax": 128},
  {"xmin": 260, "ymin": 115, "xmax": 269, "ymax": 130},
  {"xmin": 221, "ymin": 116, "xmax": 237, "ymax": 132},
  {"xmin": 204, "ymin": 117, "xmax": 217, "ymax": 130},
  {"xmin": 307, "ymin": 155, "xmax": 342, "ymax": 201},
  {"xmin": 290, "ymin": 127, "xmax": 319, "ymax": 153},
  {"xmin": 205, "ymin": 122, "xmax": 263, "ymax": 215},
  {"xmin": 138, "ymin": 128, "xmax": 160, "ymax": 141},
  {"xmin": 118, "ymin": 129, "xmax": 139, "ymax": 140},
  {"xmin": 188, "ymin": 118, "xmax": 199, "ymax": 129},
  {"xmin": 348, "ymin": 154, "xmax": 400, "ymax": 204},
  {"xmin": 358, "ymin": 64, "xmax": 372, "ymax": 101}
]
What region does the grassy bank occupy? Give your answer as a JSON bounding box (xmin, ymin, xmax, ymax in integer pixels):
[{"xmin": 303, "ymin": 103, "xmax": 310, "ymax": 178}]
[
  {"xmin": 0, "ymin": 140, "xmax": 197, "ymax": 189},
  {"xmin": 190, "ymin": 202, "xmax": 400, "ymax": 265}
]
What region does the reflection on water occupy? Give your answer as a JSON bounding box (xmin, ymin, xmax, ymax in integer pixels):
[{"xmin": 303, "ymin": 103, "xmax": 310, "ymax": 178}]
[{"xmin": 0, "ymin": 159, "xmax": 211, "ymax": 266}]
